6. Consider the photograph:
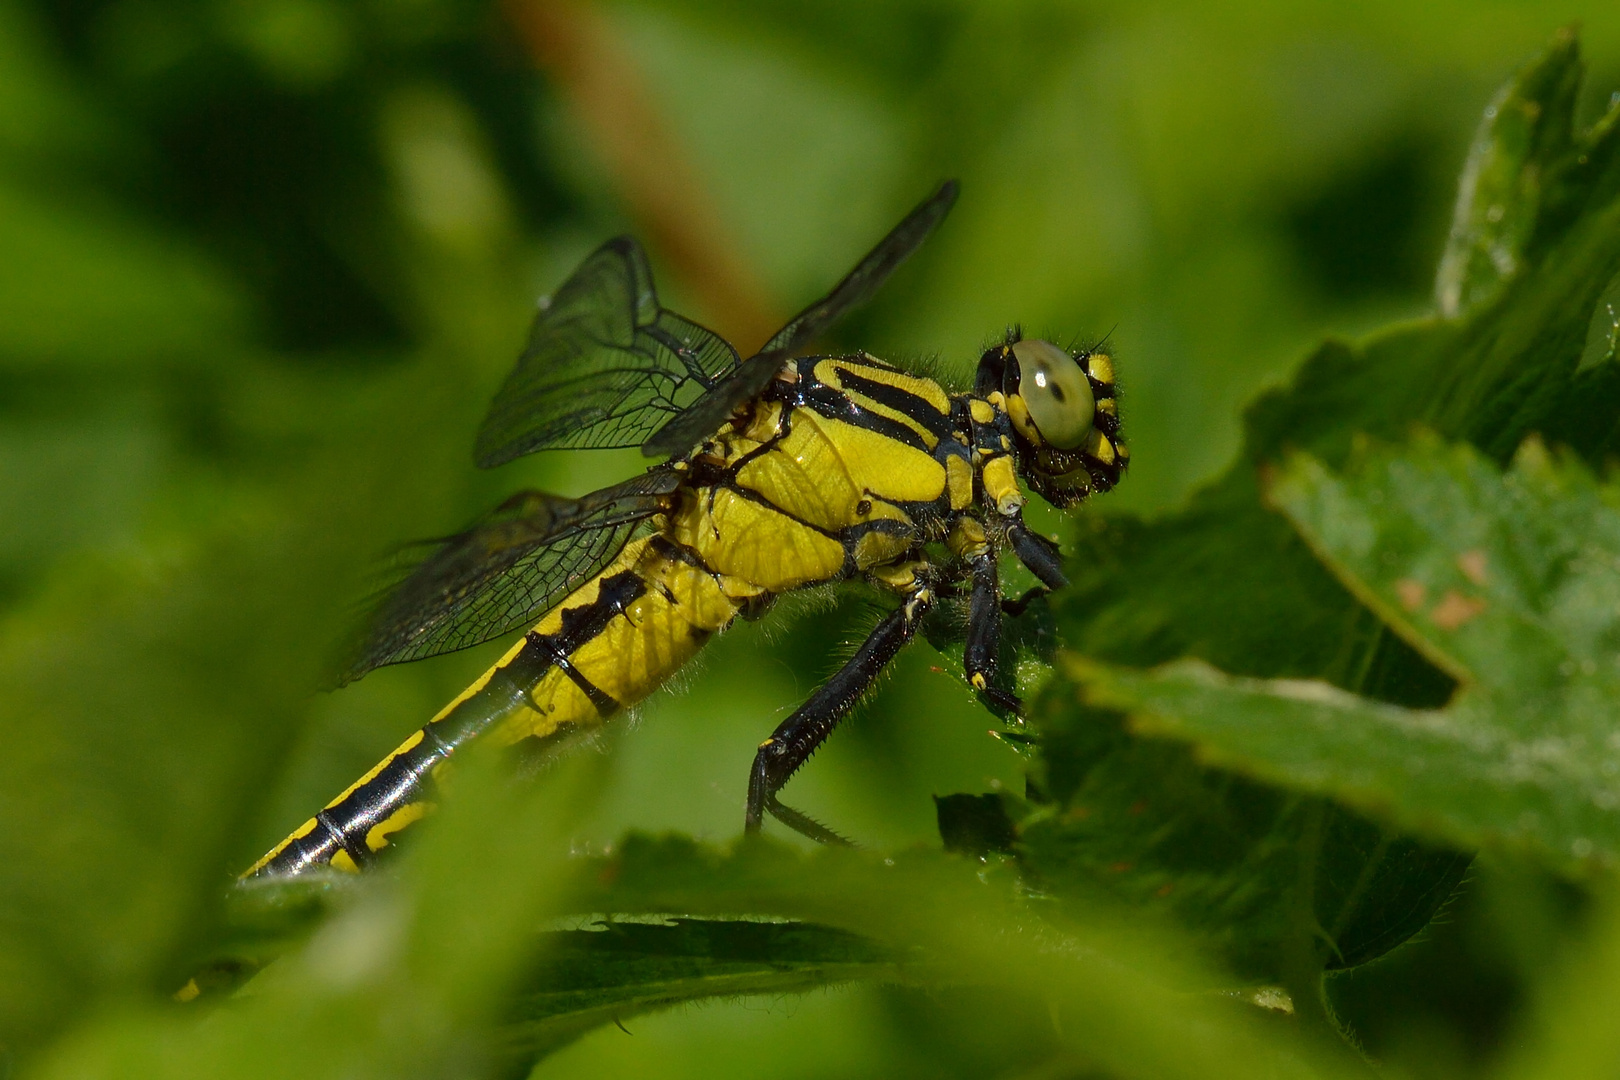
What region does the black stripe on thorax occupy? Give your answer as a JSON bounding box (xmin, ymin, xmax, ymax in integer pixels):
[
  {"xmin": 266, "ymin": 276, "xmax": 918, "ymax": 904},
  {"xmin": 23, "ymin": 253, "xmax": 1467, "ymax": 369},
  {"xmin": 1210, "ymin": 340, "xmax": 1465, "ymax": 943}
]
[
  {"xmin": 647, "ymin": 532, "xmax": 712, "ymax": 572},
  {"xmin": 834, "ymin": 368, "xmax": 954, "ymax": 442},
  {"xmin": 693, "ymin": 402, "xmax": 882, "ymax": 542},
  {"xmin": 533, "ymin": 643, "xmax": 619, "ymax": 715},
  {"xmin": 721, "ymin": 479, "xmax": 842, "ymax": 540},
  {"xmin": 644, "ymin": 534, "xmax": 724, "ymax": 604},
  {"xmin": 841, "ymin": 516, "xmax": 921, "ymax": 544},
  {"xmin": 795, "ymin": 381, "xmax": 932, "ymax": 454}
]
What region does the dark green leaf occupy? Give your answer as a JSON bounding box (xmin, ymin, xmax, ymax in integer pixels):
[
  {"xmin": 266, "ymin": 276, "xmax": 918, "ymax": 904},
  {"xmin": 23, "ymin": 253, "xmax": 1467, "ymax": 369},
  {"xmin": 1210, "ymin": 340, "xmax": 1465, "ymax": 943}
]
[
  {"xmin": 934, "ymin": 793, "xmax": 1018, "ymax": 856},
  {"xmin": 1016, "ymin": 686, "xmax": 1469, "ymax": 980},
  {"xmin": 503, "ymin": 920, "xmax": 905, "ymax": 1061}
]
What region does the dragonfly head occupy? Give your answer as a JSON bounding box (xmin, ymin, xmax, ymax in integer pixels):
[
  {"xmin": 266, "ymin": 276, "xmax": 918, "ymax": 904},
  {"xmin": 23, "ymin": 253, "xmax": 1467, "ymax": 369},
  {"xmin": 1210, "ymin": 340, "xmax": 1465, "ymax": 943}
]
[{"xmin": 976, "ymin": 335, "xmax": 1126, "ymax": 508}]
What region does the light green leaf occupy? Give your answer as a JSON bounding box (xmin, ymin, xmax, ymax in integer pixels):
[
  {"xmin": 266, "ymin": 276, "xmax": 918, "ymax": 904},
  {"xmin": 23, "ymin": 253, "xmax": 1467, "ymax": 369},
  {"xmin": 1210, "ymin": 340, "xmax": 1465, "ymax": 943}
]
[
  {"xmin": 1073, "ymin": 435, "xmax": 1620, "ymax": 871},
  {"xmin": 1435, "ymin": 29, "xmax": 1581, "ymax": 318},
  {"xmin": 1577, "ymin": 269, "xmax": 1620, "ymax": 374}
]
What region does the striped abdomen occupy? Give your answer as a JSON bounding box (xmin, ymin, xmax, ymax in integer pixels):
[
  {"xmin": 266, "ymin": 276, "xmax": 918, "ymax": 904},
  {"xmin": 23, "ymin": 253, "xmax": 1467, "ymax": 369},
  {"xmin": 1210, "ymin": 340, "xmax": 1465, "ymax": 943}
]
[
  {"xmin": 243, "ymin": 534, "xmax": 746, "ymax": 877},
  {"xmin": 245, "ymin": 356, "xmax": 960, "ymax": 878}
]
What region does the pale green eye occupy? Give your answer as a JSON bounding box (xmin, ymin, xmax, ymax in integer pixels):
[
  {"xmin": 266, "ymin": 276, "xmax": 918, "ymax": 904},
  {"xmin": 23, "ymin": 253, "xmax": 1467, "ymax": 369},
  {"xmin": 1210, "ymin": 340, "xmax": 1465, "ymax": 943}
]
[{"xmin": 1012, "ymin": 339, "xmax": 1094, "ymax": 449}]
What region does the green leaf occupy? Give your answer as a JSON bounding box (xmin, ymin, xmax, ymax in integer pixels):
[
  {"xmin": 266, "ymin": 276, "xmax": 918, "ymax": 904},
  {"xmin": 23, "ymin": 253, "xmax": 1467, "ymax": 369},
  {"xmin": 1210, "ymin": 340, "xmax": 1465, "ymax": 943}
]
[
  {"xmin": 1016, "ymin": 26, "xmax": 1620, "ymax": 986},
  {"xmin": 0, "ymin": 526, "xmax": 347, "ymax": 1051},
  {"xmin": 1072, "ymin": 435, "xmax": 1620, "ymax": 872},
  {"xmin": 46, "ymin": 828, "xmax": 1361, "ymax": 1080},
  {"xmin": 503, "ymin": 920, "xmax": 907, "ymax": 1061},
  {"xmin": 1016, "ymin": 686, "xmax": 1468, "ymax": 981},
  {"xmin": 934, "ymin": 792, "xmax": 1018, "ymax": 856},
  {"xmin": 1576, "ymin": 269, "xmax": 1620, "ymax": 374},
  {"xmin": 545, "ymin": 834, "xmax": 1361, "ymax": 1080},
  {"xmin": 1435, "ymin": 28, "xmax": 1581, "ymax": 319}
]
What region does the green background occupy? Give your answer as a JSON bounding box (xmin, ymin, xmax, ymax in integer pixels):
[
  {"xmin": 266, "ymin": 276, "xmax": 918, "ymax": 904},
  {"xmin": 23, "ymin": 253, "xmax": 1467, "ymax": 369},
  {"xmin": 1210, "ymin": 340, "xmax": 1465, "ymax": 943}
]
[{"xmin": 4, "ymin": 1, "xmax": 1620, "ymax": 1076}]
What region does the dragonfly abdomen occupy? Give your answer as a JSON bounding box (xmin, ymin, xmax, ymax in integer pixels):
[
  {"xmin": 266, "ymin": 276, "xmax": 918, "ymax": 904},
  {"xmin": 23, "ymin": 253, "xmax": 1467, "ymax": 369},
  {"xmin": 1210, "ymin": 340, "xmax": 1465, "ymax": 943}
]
[
  {"xmin": 484, "ymin": 534, "xmax": 751, "ymax": 744},
  {"xmin": 245, "ymin": 534, "xmax": 749, "ymax": 877}
]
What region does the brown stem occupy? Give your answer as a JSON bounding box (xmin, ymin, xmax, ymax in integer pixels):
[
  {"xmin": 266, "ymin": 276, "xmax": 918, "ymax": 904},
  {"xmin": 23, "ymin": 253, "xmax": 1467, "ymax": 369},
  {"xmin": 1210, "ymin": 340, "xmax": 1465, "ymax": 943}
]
[{"xmin": 505, "ymin": 0, "xmax": 784, "ymax": 352}]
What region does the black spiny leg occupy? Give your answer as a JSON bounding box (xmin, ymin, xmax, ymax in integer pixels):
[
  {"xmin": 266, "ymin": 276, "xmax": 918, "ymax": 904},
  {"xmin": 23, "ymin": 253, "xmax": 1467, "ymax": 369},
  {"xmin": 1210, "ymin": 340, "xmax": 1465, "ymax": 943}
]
[
  {"xmin": 1001, "ymin": 586, "xmax": 1048, "ymax": 618},
  {"xmin": 746, "ymin": 582, "xmax": 934, "ymax": 842},
  {"xmin": 964, "ymin": 554, "xmax": 1021, "ymax": 716},
  {"xmin": 1006, "ymin": 515, "xmax": 1068, "ymax": 590}
]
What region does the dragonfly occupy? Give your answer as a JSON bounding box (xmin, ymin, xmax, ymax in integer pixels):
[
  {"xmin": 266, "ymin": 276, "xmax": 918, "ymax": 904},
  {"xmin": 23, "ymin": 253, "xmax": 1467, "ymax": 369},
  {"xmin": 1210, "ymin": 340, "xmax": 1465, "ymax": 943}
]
[{"xmin": 244, "ymin": 180, "xmax": 1127, "ymax": 877}]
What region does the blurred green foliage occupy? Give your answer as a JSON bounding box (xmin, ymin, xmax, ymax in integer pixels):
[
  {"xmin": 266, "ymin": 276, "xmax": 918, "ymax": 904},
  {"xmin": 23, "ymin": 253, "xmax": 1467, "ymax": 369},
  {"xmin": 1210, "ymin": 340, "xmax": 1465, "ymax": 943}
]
[{"xmin": 5, "ymin": 0, "xmax": 1620, "ymax": 1077}]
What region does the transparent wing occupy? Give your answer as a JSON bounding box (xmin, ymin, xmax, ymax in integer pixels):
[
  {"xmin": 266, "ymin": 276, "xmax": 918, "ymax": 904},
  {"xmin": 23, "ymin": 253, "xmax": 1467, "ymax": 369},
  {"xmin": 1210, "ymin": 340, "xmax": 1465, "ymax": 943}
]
[
  {"xmin": 761, "ymin": 178, "xmax": 960, "ymax": 357},
  {"xmin": 474, "ymin": 238, "xmax": 739, "ymax": 466},
  {"xmin": 339, "ymin": 468, "xmax": 682, "ymax": 684},
  {"xmin": 641, "ymin": 180, "xmax": 959, "ymax": 459}
]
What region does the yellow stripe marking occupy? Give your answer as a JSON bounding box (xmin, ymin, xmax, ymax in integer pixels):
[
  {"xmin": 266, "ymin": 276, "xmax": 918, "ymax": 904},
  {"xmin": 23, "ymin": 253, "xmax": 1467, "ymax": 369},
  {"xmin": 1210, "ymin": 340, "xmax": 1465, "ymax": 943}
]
[
  {"xmin": 1086, "ymin": 430, "xmax": 1116, "ymax": 465},
  {"xmin": 366, "ymin": 802, "xmax": 431, "ymax": 852},
  {"xmin": 323, "ymin": 728, "xmax": 425, "ymax": 810},
  {"xmin": 949, "ymin": 517, "xmax": 989, "ymax": 559},
  {"xmin": 853, "ymin": 530, "xmax": 912, "ymax": 569},
  {"xmin": 946, "ymin": 455, "xmax": 972, "ymax": 510},
  {"xmin": 840, "ymin": 358, "xmax": 951, "ymax": 412},
  {"xmin": 427, "ymin": 634, "xmax": 533, "ymax": 723},
  {"xmin": 869, "ymin": 561, "xmax": 919, "ymax": 591},
  {"xmin": 242, "ymin": 815, "xmax": 320, "ymax": 877},
  {"xmin": 982, "ymin": 455, "xmax": 1022, "ymax": 514},
  {"xmin": 813, "ymin": 359, "xmax": 948, "ymax": 450}
]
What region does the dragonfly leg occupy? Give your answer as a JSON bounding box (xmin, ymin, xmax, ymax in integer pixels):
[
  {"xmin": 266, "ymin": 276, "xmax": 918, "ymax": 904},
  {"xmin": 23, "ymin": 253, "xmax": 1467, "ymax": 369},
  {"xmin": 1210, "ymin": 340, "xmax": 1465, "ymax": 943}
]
[
  {"xmin": 1006, "ymin": 515, "xmax": 1067, "ymax": 589},
  {"xmin": 745, "ymin": 580, "xmax": 934, "ymax": 842},
  {"xmin": 964, "ymin": 554, "xmax": 1021, "ymax": 715},
  {"xmin": 1001, "ymin": 586, "xmax": 1048, "ymax": 618}
]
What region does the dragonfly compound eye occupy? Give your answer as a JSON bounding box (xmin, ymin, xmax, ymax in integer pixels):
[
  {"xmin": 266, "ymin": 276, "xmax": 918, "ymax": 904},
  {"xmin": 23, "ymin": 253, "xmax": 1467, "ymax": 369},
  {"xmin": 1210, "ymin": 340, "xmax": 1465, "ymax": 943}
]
[{"xmin": 1010, "ymin": 339, "xmax": 1093, "ymax": 450}]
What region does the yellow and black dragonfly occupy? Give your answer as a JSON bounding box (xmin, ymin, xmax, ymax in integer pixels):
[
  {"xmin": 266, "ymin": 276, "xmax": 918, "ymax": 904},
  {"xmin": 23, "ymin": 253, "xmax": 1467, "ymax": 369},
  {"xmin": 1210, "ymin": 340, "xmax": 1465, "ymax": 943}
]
[{"xmin": 245, "ymin": 180, "xmax": 1126, "ymax": 877}]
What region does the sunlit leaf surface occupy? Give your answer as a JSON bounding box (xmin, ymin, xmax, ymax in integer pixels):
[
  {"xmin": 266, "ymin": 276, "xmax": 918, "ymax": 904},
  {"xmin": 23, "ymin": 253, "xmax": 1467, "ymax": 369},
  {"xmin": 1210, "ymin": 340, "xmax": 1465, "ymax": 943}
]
[{"xmin": 1073, "ymin": 436, "xmax": 1620, "ymax": 870}]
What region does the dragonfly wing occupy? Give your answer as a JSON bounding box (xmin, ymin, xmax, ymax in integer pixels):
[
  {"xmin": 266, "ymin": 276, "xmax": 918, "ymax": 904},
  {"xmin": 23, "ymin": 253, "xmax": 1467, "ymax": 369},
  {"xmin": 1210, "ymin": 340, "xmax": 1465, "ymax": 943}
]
[
  {"xmin": 475, "ymin": 237, "xmax": 739, "ymax": 466},
  {"xmin": 642, "ymin": 180, "xmax": 959, "ymax": 459},
  {"xmin": 761, "ymin": 179, "xmax": 959, "ymax": 356},
  {"xmin": 638, "ymin": 349, "xmax": 790, "ymax": 459},
  {"xmin": 339, "ymin": 468, "xmax": 683, "ymax": 683}
]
